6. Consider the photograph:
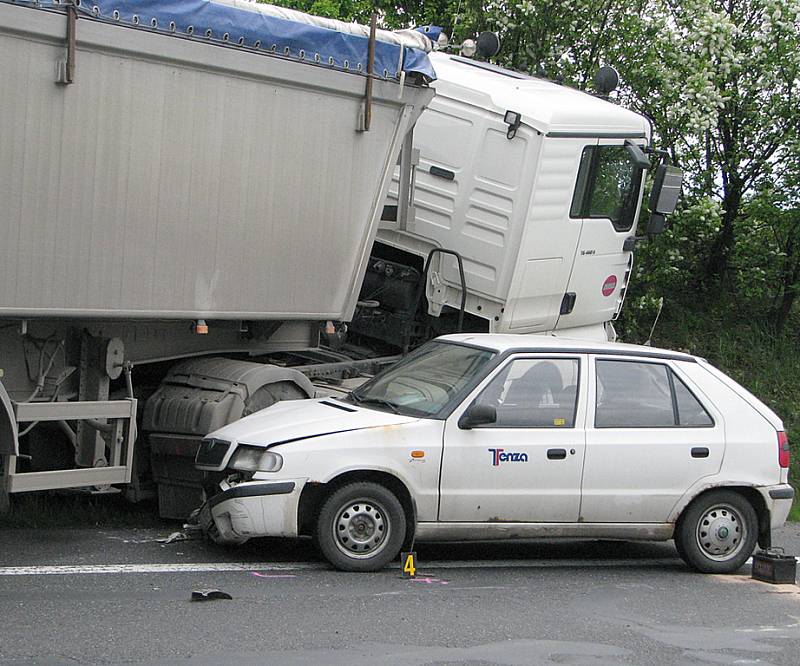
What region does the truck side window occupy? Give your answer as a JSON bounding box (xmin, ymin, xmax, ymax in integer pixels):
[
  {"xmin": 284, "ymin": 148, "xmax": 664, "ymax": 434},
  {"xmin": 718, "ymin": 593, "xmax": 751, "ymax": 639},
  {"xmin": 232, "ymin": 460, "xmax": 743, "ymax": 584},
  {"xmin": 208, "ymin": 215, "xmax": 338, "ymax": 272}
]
[
  {"xmin": 595, "ymin": 360, "xmax": 714, "ymax": 428},
  {"xmin": 570, "ymin": 146, "xmax": 644, "ymax": 232},
  {"xmin": 475, "ymin": 358, "xmax": 579, "ymax": 428}
]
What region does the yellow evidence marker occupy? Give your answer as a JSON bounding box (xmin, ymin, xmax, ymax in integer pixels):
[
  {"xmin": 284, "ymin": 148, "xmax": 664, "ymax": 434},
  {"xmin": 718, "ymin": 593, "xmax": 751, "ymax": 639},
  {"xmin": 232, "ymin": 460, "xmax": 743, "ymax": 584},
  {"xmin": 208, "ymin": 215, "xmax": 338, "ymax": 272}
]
[{"xmin": 401, "ymin": 551, "xmax": 417, "ymax": 578}]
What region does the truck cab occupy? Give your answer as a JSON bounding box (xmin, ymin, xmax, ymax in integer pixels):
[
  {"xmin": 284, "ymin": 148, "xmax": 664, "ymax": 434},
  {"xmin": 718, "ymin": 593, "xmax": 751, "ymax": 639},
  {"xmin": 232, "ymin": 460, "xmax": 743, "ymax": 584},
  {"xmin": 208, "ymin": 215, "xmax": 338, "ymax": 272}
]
[{"xmin": 372, "ymin": 52, "xmax": 652, "ymax": 342}]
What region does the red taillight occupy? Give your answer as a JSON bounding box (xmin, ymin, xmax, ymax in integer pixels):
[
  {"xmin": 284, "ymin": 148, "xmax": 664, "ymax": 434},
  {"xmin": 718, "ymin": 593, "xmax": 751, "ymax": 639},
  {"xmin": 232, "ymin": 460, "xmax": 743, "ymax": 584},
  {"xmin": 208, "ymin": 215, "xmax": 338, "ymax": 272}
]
[{"xmin": 778, "ymin": 431, "xmax": 790, "ymax": 468}]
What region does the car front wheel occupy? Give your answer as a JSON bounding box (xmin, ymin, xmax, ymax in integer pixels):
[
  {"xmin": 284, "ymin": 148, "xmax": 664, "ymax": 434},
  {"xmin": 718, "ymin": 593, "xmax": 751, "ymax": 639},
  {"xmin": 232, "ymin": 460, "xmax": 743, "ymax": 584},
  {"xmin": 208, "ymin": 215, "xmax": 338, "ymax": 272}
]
[
  {"xmin": 676, "ymin": 490, "xmax": 758, "ymax": 574},
  {"xmin": 316, "ymin": 482, "xmax": 406, "ymax": 572}
]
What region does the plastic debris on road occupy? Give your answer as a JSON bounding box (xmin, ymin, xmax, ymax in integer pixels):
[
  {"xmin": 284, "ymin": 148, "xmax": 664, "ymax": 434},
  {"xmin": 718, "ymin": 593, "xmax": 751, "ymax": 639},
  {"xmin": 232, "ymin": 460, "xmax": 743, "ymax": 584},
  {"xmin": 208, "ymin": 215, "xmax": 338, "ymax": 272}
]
[{"xmin": 191, "ymin": 589, "xmax": 233, "ymax": 601}]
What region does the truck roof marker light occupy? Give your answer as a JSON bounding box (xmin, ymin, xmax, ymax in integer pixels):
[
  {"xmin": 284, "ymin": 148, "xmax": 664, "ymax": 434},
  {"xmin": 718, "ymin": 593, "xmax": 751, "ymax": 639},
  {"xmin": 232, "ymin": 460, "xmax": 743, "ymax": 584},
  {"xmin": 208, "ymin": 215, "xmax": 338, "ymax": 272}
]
[
  {"xmin": 195, "ymin": 319, "xmax": 209, "ymax": 335},
  {"xmin": 778, "ymin": 431, "xmax": 790, "ymax": 469},
  {"xmin": 460, "ymin": 39, "xmax": 476, "ymax": 58}
]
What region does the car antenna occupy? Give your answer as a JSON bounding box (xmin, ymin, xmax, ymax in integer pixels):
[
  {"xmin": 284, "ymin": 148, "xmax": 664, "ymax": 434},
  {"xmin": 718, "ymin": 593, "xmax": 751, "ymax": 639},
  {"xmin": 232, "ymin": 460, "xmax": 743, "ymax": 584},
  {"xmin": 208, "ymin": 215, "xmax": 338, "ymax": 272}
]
[{"xmin": 644, "ymin": 297, "xmax": 664, "ymax": 347}]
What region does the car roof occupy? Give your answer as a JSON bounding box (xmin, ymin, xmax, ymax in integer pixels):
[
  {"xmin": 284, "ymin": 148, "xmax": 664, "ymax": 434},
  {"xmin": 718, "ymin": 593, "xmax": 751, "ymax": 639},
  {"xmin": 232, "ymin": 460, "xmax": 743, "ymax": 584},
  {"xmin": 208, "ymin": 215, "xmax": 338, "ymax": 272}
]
[{"xmin": 436, "ymin": 333, "xmax": 697, "ymax": 363}]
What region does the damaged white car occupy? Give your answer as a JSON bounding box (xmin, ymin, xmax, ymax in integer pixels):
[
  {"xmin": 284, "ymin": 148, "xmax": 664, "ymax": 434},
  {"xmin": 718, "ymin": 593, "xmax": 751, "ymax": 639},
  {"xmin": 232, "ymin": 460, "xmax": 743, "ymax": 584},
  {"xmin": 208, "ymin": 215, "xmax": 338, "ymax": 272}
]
[{"xmin": 195, "ymin": 335, "xmax": 793, "ymax": 573}]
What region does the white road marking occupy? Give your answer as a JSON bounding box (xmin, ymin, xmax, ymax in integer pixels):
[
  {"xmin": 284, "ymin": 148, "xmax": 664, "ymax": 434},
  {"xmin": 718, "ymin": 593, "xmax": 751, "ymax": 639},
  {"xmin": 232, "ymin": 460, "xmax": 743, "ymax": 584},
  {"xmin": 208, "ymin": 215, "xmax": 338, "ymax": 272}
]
[
  {"xmin": 0, "ymin": 562, "xmax": 325, "ymax": 576},
  {"xmin": 0, "ymin": 558, "xmax": 692, "ymax": 576}
]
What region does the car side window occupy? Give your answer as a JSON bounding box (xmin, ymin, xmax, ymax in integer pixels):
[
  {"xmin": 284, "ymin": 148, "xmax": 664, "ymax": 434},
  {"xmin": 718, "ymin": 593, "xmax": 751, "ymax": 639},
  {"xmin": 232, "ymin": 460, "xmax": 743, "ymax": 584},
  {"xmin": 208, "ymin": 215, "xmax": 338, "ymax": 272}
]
[
  {"xmin": 596, "ymin": 360, "xmax": 673, "ymax": 427},
  {"xmin": 595, "ymin": 360, "xmax": 714, "ymax": 428},
  {"xmin": 474, "ymin": 358, "xmax": 579, "ymax": 428},
  {"xmin": 673, "ymin": 374, "xmax": 714, "ymax": 426}
]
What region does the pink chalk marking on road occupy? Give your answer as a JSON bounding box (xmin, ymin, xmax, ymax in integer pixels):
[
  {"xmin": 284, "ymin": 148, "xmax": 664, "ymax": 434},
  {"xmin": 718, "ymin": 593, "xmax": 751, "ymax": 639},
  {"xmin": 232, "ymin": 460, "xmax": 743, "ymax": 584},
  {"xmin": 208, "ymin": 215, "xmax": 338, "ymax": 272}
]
[{"xmin": 411, "ymin": 576, "xmax": 448, "ymax": 585}]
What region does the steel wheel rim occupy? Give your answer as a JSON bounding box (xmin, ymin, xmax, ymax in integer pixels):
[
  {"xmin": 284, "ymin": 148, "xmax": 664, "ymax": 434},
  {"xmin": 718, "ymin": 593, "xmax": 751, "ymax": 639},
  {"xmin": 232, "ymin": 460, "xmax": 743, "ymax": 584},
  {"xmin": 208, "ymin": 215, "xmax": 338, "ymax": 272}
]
[
  {"xmin": 332, "ymin": 497, "xmax": 390, "ymax": 560},
  {"xmin": 695, "ymin": 503, "xmax": 747, "ymax": 562}
]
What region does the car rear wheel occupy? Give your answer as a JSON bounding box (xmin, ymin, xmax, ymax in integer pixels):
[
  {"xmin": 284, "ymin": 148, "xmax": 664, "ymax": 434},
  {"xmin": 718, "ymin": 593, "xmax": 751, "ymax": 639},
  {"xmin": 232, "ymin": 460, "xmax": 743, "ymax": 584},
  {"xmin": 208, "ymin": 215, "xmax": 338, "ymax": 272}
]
[
  {"xmin": 677, "ymin": 490, "xmax": 758, "ymax": 573},
  {"xmin": 316, "ymin": 482, "xmax": 406, "ymax": 572}
]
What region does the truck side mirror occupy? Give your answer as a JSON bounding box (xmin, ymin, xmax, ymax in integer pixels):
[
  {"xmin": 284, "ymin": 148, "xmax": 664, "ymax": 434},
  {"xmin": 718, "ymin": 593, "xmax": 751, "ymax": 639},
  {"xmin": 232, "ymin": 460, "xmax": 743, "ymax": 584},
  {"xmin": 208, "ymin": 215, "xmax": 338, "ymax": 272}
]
[
  {"xmin": 649, "ymin": 164, "xmax": 683, "ymax": 215},
  {"xmin": 645, "ymin": 164, "xmax": 683, "ymax": 235},
  {"xmin": 458, "ymin": 403, "xmax": 497, "ymax": 429}
]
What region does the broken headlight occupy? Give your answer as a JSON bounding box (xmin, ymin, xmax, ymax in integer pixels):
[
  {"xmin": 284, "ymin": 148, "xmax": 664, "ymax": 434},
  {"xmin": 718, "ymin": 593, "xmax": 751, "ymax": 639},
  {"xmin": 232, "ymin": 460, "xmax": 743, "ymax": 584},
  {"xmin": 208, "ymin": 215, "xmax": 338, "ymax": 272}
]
[{"xmin": 229, "ymin": 445, "xmax": 283, "ymax": 473}]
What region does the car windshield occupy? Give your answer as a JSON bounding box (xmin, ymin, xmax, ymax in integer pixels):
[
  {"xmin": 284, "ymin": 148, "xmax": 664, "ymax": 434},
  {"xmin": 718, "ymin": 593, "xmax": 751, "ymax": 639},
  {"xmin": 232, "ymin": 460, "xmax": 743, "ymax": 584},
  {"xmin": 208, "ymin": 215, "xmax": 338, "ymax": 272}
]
[{"xmin": 348, "ymin": 342, "xmax": 495, "ymax": 417}]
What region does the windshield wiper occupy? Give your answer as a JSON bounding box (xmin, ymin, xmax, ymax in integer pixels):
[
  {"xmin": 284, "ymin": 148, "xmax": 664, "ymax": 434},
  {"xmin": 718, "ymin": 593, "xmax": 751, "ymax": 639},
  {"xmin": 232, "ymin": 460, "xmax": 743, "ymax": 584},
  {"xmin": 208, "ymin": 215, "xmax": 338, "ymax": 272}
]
[{"xmin": 350, "ymin": 395, "xmax": 400, "ymax": 414}]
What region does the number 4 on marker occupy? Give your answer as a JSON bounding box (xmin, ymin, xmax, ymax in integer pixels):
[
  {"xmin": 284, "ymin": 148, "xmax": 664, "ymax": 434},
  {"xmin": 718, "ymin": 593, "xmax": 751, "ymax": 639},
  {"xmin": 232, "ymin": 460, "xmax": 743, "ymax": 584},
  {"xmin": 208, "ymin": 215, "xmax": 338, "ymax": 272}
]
[{"xmin": 401, "ymin": 551, "xmax": 417, "ymax": 578}]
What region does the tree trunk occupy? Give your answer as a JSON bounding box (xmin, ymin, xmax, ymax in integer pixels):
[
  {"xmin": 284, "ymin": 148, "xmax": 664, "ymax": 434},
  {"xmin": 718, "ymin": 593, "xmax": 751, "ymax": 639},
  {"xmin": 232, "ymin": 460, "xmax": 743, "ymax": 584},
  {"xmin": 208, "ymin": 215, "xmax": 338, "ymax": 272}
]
[
  {"xmin": 705, "ymin": 183, "xmax": 743, "ymax": 285},
  {"xmin": 769, "ymin": 241, "xmax": 800, "ymax": 331}
]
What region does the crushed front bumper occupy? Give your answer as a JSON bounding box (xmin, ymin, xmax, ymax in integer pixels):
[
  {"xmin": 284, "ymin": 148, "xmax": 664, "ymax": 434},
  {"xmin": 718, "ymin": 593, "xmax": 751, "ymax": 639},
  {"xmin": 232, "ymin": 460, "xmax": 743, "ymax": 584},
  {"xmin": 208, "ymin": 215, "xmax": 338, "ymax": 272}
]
[{"xmin": 199, "ymin": 478, "xmax": 306, "ymax": 545}]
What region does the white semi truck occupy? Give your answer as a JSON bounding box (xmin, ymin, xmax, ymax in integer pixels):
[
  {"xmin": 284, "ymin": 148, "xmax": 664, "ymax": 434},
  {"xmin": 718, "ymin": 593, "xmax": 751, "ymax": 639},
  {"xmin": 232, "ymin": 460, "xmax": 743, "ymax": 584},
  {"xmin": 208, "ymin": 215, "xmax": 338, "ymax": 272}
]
[{"xmin": 0, "ymin": 0, "xmax": 680, "ymax": 516}]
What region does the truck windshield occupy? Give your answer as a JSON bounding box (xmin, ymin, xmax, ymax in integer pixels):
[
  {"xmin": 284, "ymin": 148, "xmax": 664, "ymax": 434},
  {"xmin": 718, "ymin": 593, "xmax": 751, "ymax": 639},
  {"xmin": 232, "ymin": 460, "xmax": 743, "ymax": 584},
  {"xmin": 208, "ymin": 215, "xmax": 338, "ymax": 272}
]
[{"xmin": 348, "ymin": 342, "xmax": 495, "ymax": 418}]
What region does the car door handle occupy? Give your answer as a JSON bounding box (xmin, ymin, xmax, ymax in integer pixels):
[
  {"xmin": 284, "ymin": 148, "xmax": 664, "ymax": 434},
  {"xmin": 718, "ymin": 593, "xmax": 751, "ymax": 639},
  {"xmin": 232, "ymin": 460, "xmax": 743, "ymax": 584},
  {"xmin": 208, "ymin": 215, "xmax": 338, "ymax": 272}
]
[
  {"xmin": 547, "ymin": 448, "xmax": 567, "ymax": 460},
  {"xmin": 691, "ymin": 447, "xmax": 709, "ymax": 458}
]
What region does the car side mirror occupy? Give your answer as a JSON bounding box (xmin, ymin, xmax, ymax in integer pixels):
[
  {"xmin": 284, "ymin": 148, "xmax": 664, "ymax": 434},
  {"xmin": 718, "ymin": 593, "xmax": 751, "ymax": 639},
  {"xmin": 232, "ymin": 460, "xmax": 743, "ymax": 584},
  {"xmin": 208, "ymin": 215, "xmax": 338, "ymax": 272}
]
[{"xmin": 458, "ymin": 403, "xmax": 497, "ymax": 429}]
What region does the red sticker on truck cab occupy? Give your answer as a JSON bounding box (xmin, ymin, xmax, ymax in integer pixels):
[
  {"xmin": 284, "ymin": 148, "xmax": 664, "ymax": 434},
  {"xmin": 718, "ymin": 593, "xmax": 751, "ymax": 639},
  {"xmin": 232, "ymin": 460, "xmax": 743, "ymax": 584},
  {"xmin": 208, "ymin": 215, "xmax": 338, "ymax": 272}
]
[{"xmin": 602, "ymin": 275, "xmax": 617, "ymax": 297}]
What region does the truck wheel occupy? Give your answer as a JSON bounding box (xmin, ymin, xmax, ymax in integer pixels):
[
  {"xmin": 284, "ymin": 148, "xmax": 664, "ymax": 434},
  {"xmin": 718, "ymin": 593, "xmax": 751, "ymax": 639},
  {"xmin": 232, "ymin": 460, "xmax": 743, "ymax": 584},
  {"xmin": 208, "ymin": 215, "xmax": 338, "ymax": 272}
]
[
  {"xmin": 676, "ymin": 490, "xmax": 758, "ymax": 574},
  {"xmin": 316, "ymin": 482, "xmax": 405, "ymax": 572}
]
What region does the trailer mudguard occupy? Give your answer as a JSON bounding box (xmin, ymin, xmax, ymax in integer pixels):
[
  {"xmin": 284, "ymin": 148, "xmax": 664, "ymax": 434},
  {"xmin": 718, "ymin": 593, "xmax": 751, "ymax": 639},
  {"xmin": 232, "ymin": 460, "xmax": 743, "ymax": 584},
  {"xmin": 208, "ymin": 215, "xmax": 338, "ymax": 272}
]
[
  {"xmin": 0, "ymin": 379, "xmax": 18, "ymax": 456},
  {"xmin": 143, "ymin": 358, "xmax": 315, "ymax": 437}
]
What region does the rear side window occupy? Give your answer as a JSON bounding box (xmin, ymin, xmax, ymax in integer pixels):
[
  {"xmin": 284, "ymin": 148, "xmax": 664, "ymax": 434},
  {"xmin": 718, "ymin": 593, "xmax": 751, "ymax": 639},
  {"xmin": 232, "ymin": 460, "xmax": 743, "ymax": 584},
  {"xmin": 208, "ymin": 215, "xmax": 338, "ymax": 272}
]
[
  {"xmin": 673, "ymin": 375, "xmax": 714, "ymax": 426},
  {"xmin": 595, "ymin": 360, "xmax": 713, "ymax": 428},
  {"xmin": 570, "ymin": 146, "xmax": 644, "ymax": 232},
  {"xmin": 474, "ymin": 358, "xmax": 580, "ymax": 428}
]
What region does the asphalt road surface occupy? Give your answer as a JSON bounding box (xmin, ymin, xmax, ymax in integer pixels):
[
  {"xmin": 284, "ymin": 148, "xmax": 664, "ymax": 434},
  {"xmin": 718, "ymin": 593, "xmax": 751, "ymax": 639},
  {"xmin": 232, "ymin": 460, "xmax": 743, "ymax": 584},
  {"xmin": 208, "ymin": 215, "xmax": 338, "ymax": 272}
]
[{"xmin": 1, "ymin": 525, "xmax": 799, "ymax": 666}]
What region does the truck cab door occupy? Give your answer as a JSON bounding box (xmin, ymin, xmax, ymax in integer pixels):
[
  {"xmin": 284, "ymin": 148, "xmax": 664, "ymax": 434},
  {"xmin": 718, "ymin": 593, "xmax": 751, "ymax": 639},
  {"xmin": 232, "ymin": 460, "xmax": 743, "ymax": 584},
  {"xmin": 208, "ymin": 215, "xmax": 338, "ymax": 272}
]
[
  {"xmin": 555, "ymin": 139, "xmax": 647, "ymax": 332},
  {"xmin": 505, "ymin": 138, "xmax": 595, "ymax": 332}
]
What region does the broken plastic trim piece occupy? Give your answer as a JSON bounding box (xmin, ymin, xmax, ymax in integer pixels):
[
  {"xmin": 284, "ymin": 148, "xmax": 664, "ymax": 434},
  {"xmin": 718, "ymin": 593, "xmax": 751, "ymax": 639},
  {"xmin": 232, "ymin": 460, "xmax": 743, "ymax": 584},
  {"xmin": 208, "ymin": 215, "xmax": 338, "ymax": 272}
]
[{"xmin": 191, "ymin": 589, "xmax": 233, "ymax": 601}]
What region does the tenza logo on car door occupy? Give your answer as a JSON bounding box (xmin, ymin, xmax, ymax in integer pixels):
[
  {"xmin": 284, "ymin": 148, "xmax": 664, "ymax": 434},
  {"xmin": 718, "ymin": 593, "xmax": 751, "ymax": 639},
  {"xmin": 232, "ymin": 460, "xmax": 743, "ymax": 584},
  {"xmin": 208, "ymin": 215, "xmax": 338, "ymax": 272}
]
[{"xmin": 488, "ymin": 449, "xmax": 529, "ymax": 465}]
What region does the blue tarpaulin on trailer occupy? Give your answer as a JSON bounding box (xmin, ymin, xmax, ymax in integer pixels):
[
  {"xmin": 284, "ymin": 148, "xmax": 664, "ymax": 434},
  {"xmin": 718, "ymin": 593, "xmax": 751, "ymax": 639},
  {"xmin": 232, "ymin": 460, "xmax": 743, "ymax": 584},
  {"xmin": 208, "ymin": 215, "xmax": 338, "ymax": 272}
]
[{"xmin": 13, "ymin": 0, "xmax": 437, "ymax": 81}]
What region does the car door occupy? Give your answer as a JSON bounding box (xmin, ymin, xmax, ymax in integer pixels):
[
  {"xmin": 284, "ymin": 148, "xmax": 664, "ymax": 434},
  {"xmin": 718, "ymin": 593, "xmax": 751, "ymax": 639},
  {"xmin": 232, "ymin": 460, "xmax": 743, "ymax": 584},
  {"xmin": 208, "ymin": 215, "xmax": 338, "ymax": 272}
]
[
  {"xmin": 438, "ymin": 354, "xmax": 587, "ymax": 522},
  {"xmin": 580, "ymin": 356, "xmax": 724, "ymax": 523}
]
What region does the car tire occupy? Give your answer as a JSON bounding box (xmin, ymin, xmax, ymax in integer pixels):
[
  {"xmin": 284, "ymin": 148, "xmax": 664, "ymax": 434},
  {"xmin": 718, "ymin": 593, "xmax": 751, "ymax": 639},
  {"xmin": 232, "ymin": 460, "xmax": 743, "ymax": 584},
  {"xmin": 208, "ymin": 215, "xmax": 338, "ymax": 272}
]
[
  {"xmin": 316, "ymin": 482, "xmax": 406, "ymax": 572},
  {"xmin": 673, "ymin": 530, "xmax": 688, "ymax": 564},
  {"xmin": 677, "ymin": 490, "xmax": 758, "ymax": 574}
]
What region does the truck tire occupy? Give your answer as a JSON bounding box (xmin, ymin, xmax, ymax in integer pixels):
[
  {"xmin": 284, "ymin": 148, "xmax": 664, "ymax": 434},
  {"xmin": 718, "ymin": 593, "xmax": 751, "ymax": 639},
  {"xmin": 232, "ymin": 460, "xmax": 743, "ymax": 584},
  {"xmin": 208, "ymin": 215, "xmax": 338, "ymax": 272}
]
[
  {"xmin": 316, "ymin": 482, "xmax": 406, "ymax": 572},
  {"xmin": 676, "ymin": 490, "xmax": 758, "ymax": 574}
]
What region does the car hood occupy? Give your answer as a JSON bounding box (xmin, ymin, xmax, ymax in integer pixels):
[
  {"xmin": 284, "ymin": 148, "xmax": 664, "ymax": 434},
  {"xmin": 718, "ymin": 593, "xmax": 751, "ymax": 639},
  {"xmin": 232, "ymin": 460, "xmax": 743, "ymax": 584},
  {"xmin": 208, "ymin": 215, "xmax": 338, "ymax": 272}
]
[{"xmin": 206, "ymin": 397, "xmax": 418, "ymax": 449}]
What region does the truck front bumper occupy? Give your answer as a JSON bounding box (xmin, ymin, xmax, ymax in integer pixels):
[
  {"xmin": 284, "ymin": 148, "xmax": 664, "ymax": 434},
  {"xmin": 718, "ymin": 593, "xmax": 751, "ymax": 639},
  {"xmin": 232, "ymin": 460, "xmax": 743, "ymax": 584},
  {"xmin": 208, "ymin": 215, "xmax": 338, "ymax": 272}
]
[{"xmin": 199, "ymin": 478, "xmax": 306, "ymax": 544}]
